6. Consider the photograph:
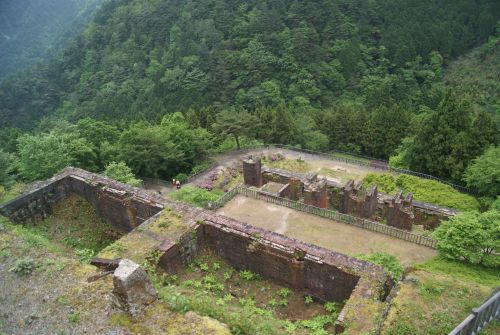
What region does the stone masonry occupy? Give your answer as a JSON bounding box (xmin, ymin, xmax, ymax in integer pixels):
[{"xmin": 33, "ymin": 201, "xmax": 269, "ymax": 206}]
[
  {"xmin": 387, "ymin": 191, "xmax": 414, "ymax": 231},
  {"xmin": 303, "ymin": 175, "xmax": 328, "ymax": 209},
  {"xmin": 242, "ymin": 156, "xmax": 262, "ymax": 187},
  {"xmin": 339, "ymin": 180, "xmax": 378, "ymax": 219},
  {"xmin": 0, "ymin": 167, "xmax": 393, "ymax": 333}
]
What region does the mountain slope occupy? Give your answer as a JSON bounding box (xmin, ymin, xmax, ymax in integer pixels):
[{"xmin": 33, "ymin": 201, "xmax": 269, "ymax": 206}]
[
  {"xmin": 0, "ymin": 0, "xmax": 102, "ymax": 81},
  {"xmin": 444, "ymin": 28, "xmax": 500, "ymax": 122},
  {"xmin": 1, "ymin": 0, "xmax": 499, "ymax": 129}
]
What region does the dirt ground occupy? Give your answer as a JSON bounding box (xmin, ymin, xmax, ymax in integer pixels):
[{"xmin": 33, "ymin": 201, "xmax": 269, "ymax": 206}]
[
  {"xmin": 217, "ymin": 196, "xmax": 436, "ymax": 265},
  {"xmin": 183, "ymin": 147, "xmax": 385, "ymax": 188},
  {"xmin": 0, "ymin": 199, "xmax": 231, "ymax": 335}
]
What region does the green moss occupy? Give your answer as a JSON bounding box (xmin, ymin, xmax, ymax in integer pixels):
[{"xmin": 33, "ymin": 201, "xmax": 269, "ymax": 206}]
[{"xmin": 363, "ymin": 173, "xmax": 479, "ymax": 211}]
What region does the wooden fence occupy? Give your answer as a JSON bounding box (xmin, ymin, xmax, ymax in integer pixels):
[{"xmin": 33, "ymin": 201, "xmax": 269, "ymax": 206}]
[
  {"xmin": 210, "ymin": 185, "xmax": 437, "ymax": 249},
  {"xmin": 448, "ymin": 290, "xmax": 500, "ymax": 335}
]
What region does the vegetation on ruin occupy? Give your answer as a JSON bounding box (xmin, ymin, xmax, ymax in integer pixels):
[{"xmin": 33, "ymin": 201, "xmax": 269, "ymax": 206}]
[
  {"xmin": 355, "ymin": 252, "xmax": 404, "ymax": 280},
  {"xmin": 382, "ymin": 270, "xmax": 499, "ymax": 335},
  {"xmin": 21, "ymin": 195, "xmax": 123, "ymax": 262},
  {"xmin": 149, "ymin": 248, "xmax": 342, "ymax": 335},
  {"xmin": 169, "ymin": 186, "xmax": 223, "ymax": 208},
  {"xmin": 0, "ymin": 0, "xmax": 499, "ymax": 333},
  {"xmin": 362, "ymin": 173, "xmax": 480, "ymax": 211},
  {"xmin": 262, "ymin": 157, "xmax": 312, "ymax": 174}
]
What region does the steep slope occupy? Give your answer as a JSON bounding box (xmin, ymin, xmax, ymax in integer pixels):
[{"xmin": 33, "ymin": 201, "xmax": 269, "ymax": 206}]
[
  {"xmin": 444, "ymin": 29, "xmax": 500, "ymax": 122},
  {"xmin": 0, "ymin": 0, "xmax": 498, "ymax": 128},
  {"xmin": 0, "ymin": 0, "xmax": 102, "ymax": 81}
]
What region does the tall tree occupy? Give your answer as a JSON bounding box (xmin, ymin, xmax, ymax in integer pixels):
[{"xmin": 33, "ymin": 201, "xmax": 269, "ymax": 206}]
[{"xmin": 212, "ymin": 108, "xmax": 260, "ymax": 150}]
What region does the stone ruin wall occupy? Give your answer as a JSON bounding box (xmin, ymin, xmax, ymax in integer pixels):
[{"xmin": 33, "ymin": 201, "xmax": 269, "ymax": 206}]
[
  {"xmin": 247, "ymin": 160, "xmax": 456, "ymax": 231},
  {"xmin": 0, "ymin": 167, "xmax": 392, "ymax": 334},
  {"xmin": 0, "ymin": 168, "xmax": 164, "ymax": 233},
  {"xmin": 155, "ymin": 210, "xmax": 392, "ymax": 333}
]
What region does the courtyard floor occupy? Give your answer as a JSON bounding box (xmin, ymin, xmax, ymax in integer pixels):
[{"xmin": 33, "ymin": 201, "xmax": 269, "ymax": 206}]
[{"xmin": 217, "ymin": 195, "xmax": 436, "ymax": 265}]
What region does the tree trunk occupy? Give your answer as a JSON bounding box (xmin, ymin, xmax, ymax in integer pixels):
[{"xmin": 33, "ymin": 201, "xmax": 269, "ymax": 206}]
[{"xmin": 234, "ymin": 134, "xmax": 241, "ymax": 150}]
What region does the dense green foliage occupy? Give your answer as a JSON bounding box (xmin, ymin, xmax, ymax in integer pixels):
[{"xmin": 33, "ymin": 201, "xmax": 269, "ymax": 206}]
[
  {"xmin": 0, "ymin": 0, "xmax": 102, "ymax": 80},
  {"xmin": 103, "ymin": 161, "xmax": 142, "ymax": 187},
  {"xmin": 0, "ymin": 150, "xmax": 14, "ymax": 186},
  {"xmin": 390, "ymin": 92, "xmax": 498, "ymax": 182},
  {"xmin": 444, "ymin": 25, "xmax": 500, "ymax": 122},
  {"xmin": 0, "ymin": 0, "xmax": 498, "ymax": 193},
  {"xmin": 464, "ymin": 146, "xmax": 500, "ymax": 198},
  {"xmin": 355, "ymin": 252, "xmax": 403, "ymax": 279},
  {"xmin": 363, "ymin": 173, "xmax": 480, "ymax": 211},
  {"xmin": 433, "ymin": 211, "xmax": 500, "ymax": 267},
  {"xmin": 0, "ymin": 1, "xmax": 498, "ymax": 174}
]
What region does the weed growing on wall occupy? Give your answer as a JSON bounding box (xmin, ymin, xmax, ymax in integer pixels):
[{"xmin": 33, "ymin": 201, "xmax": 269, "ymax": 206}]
[{"xmin": 154, "ymin": 248, "xmax": 342, "ymax": 334}]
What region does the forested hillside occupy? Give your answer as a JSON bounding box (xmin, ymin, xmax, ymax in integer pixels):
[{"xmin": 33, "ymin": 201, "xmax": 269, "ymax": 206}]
[
  {"xmin": 444, "ymin": 29, "xmax": 500, "ymax": 122},
  {"xmin": 0, "ymin": 0, "xmax": 102, "ymax": 80},
  {"xmin": 0, "ymin": 0, "xmax": 499, "ymax": 185}
]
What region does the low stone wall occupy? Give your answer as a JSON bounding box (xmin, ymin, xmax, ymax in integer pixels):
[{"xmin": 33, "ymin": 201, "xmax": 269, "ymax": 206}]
[{"xmin": 0, "ymin": 168, "xmax": 164, "ymax": 233}]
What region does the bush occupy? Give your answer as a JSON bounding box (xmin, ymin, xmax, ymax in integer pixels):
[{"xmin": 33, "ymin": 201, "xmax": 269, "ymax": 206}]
[
  {"xmin": 103, "ymin": 161, "xmax": 142, "ymax": 187},
  {"xmin": 10, "ymin": 257, "xmax": 37, "ymax": 276},
  {"xmin": 174, "ymin": 173, "xmax": 188, "ymax": 184},
  {"xmin": 363, "ymin": 173, "xmax": 479, "ymax": 211},
  {"xmin": 433, "ymin": 210, "xmax": 499, "ymax": 267},
  {"xmin": 355, "ymin": 252, "xmax": 404, "ymax": 279},
  {"xmin": 464, "ymin": 146, "xmax": 500, "ymax": 198}
]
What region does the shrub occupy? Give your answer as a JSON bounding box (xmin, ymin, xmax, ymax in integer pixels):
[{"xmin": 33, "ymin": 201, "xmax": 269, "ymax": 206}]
[
  {"xmin": 103, "ymin": 161, "xmax": 142, "ymax": 187},
  {"xmin": 464, "ymin": 146, "xmax": 500, "ymax": 197},
  {"xmin": 363, "ymin": 173, "xmax": 479, "ymax": 211},
  {"xmin": 355, "ymin": 252, "xmax": 404, "ymax": 279},
  {"xmin": 433, "ymin": 210, "xmax": 499, "ymax": 267},
  {"xmin": 10, "ymin": 257, "xmax": 37, "ymax": 276},
  {"xmin": 174, "ymin": 173, "xmax": 188, "ymax": 184}
]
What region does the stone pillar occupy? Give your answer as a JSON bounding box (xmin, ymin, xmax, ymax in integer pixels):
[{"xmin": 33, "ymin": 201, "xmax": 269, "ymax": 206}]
[
  {"xmin": 339, "ymin": 180, "xmax": 355, "ymax": 214},
  {"xmin": 304, "ymin": 179, "xmax": 328, "ymax": 208},
  {"xmin": 288, "ymin": 178, "xmax": 302, "ymax": 201},
  {"xmin": 387, "ymin": 192, "xmax": 414, "ymax": 231},
  {"xmin": 112, "ymin": 259, "xmax": 157, "ymax": 315},
  {"xmin": 362, "ymin": 184, "xmax": 378, "ymax": 219},
  {"xmin": 243, "ymin": 157, "xmax": 262, "ymax": 187}
]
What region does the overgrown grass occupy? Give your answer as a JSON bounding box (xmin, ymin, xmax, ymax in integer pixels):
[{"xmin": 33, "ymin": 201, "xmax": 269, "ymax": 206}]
[
  {"xmin": 416, "ymin": 257, "xmax": 500, "ymax": 288},
  {"xmin": 152, "ymin": 249, "xmax": 340, "ymax": 335},
  {"xmin": 382, "ymin": 269, "xmax": 494, "ymax": 335},
  {"xmin": 169, "ymin": 185, "xmax": 224, "ymax": 208},
  {"xmin": 363, "ymin": 173, "xmax": 479, "ymax": 211},
  {"xmin": 262, "ymin": 157, "xmax": 313, "ymax": 174},
  {"xmin": 12, "ymin": 195, "xmax": 122, "ymax": 262},
  {"xmin": 0, "ymin": 182, "xmax": 26, "ymax": 205},
  {"xmin": 355, "ymin": 252, "xmax": 404, "ymax": 279}
]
